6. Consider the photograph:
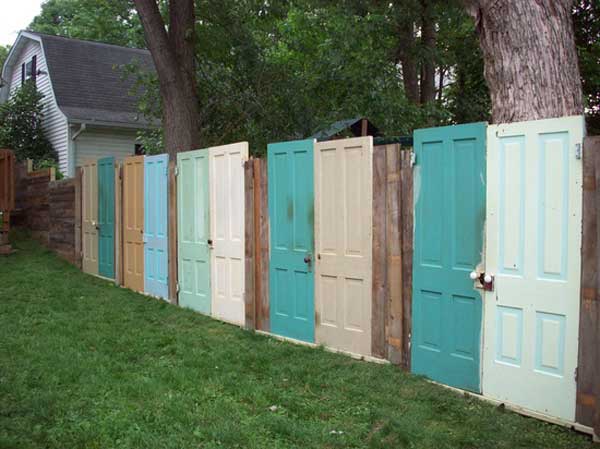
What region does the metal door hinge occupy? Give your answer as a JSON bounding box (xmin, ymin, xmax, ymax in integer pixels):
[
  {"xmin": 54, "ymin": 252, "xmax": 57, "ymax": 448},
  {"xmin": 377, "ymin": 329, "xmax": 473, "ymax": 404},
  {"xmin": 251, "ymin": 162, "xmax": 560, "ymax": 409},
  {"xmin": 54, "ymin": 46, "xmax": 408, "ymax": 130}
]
[
  {"xmin": 575, "ymin": 143, "xmax": 582, "ymax": 160},
  {"xmin": 575, "ymin": 366, "xmax": 578, "ymax": 382},
  {"xmin": 176, "ymin": 282, "xmax": 180, "ymax": 293},
  {"xmin": 410, "ymin": 151, "xmax": 417, "ymax": 167},
  {"xmin": 174, "ymin": 166, "xmax": 179, "ymax": 176}
]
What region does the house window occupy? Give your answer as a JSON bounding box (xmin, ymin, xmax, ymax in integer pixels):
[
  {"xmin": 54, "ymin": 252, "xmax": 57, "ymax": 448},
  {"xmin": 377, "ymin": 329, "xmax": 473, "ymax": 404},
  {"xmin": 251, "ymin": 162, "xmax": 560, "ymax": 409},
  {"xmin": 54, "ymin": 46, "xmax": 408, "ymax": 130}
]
[{"xmin": 21, "ymin": 55, "xmax": 37, "ymax": 86}]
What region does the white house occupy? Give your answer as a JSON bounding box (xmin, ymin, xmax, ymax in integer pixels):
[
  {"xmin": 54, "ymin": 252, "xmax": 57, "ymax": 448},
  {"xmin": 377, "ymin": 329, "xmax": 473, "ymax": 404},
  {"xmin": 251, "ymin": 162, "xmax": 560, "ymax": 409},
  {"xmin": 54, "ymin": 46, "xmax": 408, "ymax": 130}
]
[{"xmin": 0, "ymin": 31, "xmax": 158, "ymax": 177}]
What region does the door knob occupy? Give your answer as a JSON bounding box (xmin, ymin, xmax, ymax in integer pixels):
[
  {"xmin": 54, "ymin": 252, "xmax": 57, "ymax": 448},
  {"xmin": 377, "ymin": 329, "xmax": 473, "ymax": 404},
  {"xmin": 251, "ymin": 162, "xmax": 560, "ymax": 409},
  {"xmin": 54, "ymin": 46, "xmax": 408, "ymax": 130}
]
[
  {"xmin": 207, "ymin": 239, "xmax": 213, "ymax": 246},
  {"xmin": 304, "ymin": 254, "xmax": 312, "ymax": 264},
  {"xmin": 469, "ymin": 271, "xmax": 478, "ymax": 280}
]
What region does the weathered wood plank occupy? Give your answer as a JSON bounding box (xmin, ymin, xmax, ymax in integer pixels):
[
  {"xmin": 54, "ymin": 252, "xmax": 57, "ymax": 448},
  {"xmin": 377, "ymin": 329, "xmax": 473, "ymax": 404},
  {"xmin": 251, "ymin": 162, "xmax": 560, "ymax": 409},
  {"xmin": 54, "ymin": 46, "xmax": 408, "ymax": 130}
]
[
  {"xmin": 168, "ymin": 160, "xmax": 178, "ymax": 305},
  {"xmin": 257, "ymin": 159, "xmax": 270, "ymax": 331},
  {"xmin": 114, "ymin": 163, "xmax": 122, "ymax": 286},
  {"xmin": 399, "ymin": 149, "xmax": 413, "ymax": 370},
  {"xmin": 244, "ymin": 159, "xmax": 256, "ymax": 330},
  {"xmin": 576, "ymin": 136, "xmax": 600, "ymax": 438},
  {"xmin": 371, "ymin": 146, "xmax": 387, "ymax": 358}
]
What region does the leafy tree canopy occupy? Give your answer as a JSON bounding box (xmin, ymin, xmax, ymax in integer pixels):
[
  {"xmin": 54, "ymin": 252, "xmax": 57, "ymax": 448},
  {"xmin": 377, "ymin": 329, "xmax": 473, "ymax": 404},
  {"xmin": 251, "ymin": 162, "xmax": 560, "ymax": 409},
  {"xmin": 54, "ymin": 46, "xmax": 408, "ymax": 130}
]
[
  {"xmin": 27, "ymin": 0, "xmax": 598, "ymax": 154},
  {"xmin": 0, "ymin": 82, "xmax": 57, "ymax": 169}
]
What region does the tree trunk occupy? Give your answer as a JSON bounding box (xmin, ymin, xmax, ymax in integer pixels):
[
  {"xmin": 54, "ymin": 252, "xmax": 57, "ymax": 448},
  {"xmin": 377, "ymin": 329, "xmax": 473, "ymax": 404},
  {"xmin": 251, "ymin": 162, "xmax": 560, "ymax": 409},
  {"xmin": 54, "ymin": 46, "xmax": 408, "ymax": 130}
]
[
  {"xmin": 396, "ymin": 21, "xmax": 420, "ymax": 104},
  {"xmin": 133, "ymin": 0, "xmax": 201, "ymax": 159},
  {"xmin": 464, "ymin": 0, "xmax": 583, "ymax": 123},
  {"xmin": 419, "ymin": 0, "xmax": 436, "ymax": 104}
]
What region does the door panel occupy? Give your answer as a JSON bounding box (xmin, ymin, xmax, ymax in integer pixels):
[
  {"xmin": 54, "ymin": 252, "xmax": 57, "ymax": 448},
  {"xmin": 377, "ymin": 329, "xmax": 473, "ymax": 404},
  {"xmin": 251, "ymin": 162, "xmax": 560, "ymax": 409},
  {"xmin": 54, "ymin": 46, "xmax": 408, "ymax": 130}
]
[
  {"xmin": 98, "ymin": 157, "xmax": 115, "ymax": 279},
  {"xmin": 144, "ymin": 154, "xmax": 169, "ymax": 299},
  {"xmin": 483, "ymin": 116, "xmax": 584, "ymax": 420},
  {"xmin": 177, "ymin": 149, "xmax": 211, "ymax": 313},
  {"xmin": 412, "ymin": 123, "xmax": 486, "ymax": 393},
  {"xmin": 123, "ymin": 155, "xmax": 144, "ymax": 292},
  {"xmin": 314, "ymin": 137, "xmax": 373, "ymax": 356},
  {"xmin": 209, "ymin": 142, "xmax": 248, "ymax": 325},
  {"xmin": 82, "ymin": 160, "xmax": 98, "ymax": 275},
  {"xmin": 268, "ymin": 139, "xmax": 315, "ymax": 342}
]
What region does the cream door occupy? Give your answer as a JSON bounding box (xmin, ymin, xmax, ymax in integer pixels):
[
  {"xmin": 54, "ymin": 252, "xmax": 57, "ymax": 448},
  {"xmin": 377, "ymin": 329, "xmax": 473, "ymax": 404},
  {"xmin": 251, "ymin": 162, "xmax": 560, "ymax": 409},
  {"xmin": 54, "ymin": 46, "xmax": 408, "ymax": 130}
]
[
  {"xmin": 315, "ymin": 137, "xmax": 373, "ymax": 356},
  {"xmin": 82, "ymin": 160, "xmax": 98, "ymax": 275},
  {"xmin": 483, "ymin": 115, "xmax": 585, "ymax": 421},
  {"xmin": 209, "ymin": 142, "xmax": 248, "ymax": 325}
]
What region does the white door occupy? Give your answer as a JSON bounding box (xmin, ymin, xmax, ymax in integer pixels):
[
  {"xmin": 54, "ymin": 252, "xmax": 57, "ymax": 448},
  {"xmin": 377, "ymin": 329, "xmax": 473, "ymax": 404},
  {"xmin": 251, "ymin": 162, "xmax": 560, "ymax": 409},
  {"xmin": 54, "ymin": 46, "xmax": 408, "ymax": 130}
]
[
  {"xmin": 315, "ymin": 137, "xmax": 373, "ymax": 356},
  {"xmin": 209, "ymin": 142, "xmax": 248, "ymax": 325},
  {"xmin": 483, "ymin": 115, "xmax": 585, "ymax": 421}
]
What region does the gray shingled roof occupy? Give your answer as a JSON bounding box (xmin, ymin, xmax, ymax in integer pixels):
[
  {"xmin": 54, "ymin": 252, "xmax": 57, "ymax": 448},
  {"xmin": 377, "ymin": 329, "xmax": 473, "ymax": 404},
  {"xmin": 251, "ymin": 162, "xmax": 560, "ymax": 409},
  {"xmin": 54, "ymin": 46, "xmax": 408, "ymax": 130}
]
[{"xmin": 34, "ymin": 32, "xmax": 158, "ymax": 127}]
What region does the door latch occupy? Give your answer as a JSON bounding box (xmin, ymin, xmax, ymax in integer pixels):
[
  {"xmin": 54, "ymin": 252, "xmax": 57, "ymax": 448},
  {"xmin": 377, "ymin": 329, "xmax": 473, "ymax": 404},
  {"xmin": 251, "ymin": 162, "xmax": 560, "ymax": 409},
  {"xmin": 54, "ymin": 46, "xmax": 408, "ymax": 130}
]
[{"xmin": 470, "ymin": 271, "xmax": 494, "ymax": 291}]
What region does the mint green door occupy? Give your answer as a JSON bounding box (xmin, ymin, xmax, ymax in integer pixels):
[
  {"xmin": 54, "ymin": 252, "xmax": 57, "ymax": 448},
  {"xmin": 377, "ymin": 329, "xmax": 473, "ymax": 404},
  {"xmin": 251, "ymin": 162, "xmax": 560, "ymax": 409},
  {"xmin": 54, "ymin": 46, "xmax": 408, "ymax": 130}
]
[
  {"xmin": 412, "ymin": 122, "xmax": 486, "ymax": 393},
  {"xmin": 98, "ymin": 157, "xmax": 115, "ymax": 279},
  {"xmin": 177, "ymin": 149, "xmax": 211, "ymax": 313}
]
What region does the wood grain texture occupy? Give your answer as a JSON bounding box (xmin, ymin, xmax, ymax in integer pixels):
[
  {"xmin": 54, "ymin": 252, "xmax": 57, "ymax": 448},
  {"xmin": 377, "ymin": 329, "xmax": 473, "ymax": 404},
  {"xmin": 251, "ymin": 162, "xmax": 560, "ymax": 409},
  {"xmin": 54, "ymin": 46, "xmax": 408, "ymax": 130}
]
[
  {"xmin": 244, "ymin": 159, "xmax": 255, "ymax": 330},
  {"xmin": 0, "ymin": 149, "xmax": 15, "ymax": 212},
  {"xmin": 576, "ymin": 136, "xmax": 600, "ymax": 437},
  {"xmin": 384, "ymin": 145, "xmax": 404, "ymax": 366},
  {"xmin": 399, "ymin": 149, "xmax": 413, "ymax": 370},
  {"xmin": 371, "ymin": 146, "xmax": 387, "ymax": 358},
  {"xmin": 115, "ymin": 164, "xmax": 123, "ymax": 286},
  {"xmin": 168, "ymin": 160, "xmax": 178, "ymax": 304},
  {"xmin": 257, "ymin": 159, "xmax": 270, "ymax": 331}
]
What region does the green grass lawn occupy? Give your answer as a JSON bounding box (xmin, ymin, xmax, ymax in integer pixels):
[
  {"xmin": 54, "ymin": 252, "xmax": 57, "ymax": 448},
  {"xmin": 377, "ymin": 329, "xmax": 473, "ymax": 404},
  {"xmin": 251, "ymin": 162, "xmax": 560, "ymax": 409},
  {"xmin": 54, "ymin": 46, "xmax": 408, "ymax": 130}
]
[{"xmin": 0, "ymin": 236, "xmax": 594, "ymax": 449}]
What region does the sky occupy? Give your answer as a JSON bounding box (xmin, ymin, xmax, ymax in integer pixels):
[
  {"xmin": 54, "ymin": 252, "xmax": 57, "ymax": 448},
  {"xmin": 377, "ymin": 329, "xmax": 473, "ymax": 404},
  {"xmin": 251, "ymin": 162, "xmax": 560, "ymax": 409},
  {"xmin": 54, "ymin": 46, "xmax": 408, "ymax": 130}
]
[{"xmin": 0, "ymin": 0, "xmax": 44, "ymax": 46}]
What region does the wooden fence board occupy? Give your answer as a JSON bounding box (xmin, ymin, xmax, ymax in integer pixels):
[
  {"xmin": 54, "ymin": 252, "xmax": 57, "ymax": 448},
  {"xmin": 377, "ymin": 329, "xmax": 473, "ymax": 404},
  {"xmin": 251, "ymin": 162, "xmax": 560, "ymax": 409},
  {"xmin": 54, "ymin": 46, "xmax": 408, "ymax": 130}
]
[
  {"xmin": 0, "ymin": 149, "xmax": 15, "ymax": 213},
  {"xmin": 399, "ymin": 149, "xmax": 413, "ymax": 370},
  {"xmin": 244, "ymin": 159, "xmax": 255, "ymax": 330},
  {"xmin": 576, "ymin": 136, "xmax": 600, "ymax": 438},
  {"xmin": 255, "ymin": 159, "xmax": 270, "ymax": 331},
  {"xmin": 168, "ymin": 160, "xmax": 178, "ymax": 304},
  {"xmin": 372, "ymin": 146, "xmax": 387, "ymax": 358}
]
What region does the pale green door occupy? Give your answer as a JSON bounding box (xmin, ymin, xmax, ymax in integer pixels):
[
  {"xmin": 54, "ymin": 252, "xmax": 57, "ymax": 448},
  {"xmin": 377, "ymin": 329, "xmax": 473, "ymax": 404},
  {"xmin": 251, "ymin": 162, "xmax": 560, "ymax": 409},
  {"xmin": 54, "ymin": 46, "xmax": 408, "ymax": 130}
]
[{"xmin": 177, "ymin": 149, "xmax": 211, "ymax": 313}]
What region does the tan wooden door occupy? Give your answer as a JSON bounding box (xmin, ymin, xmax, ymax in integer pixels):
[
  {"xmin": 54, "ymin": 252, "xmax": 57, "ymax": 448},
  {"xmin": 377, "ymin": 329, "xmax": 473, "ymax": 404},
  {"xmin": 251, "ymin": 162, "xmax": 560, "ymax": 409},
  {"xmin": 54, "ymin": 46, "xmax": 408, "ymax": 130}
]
[
  {"xmin": 123, "ymin": 156, "xmax": 144, "ymax": 292},
  {"xmin": 314, "ymin": 137, "xmax": 373, "ymax": 356},
  {"xmin": 82, "ymin": 160, "xmax": 99, "ymax": 275}
]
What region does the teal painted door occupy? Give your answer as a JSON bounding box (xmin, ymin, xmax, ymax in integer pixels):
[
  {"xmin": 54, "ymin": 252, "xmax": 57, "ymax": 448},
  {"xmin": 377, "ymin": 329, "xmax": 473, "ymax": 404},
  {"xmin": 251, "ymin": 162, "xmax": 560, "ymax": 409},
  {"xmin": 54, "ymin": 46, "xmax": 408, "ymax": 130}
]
[
  {"xmin": 98, "ymin": 157, "xmax": 115, "ymax": 279},
  {"xmin": 177, "ymin": 149, "xmax": 211, "ymax": 313},
  {"xmin": 268, "ymin": 139, "xmax": 315, "ymax": 342},
  {"xmin": 412, "ymin": 122, "xmax": 486, "ymax": 393},
  {"xmin": 144, "ymin": 154, "xmax": 169, "ymax": 299}
]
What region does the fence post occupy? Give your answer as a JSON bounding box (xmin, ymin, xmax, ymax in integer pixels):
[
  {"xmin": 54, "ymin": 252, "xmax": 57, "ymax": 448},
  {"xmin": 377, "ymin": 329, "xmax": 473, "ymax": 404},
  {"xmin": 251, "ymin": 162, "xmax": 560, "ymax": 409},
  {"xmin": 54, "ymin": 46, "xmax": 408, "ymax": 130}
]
[{"xmin": 168, "ymin": 160, "xmax": 178, "ymax": 305}]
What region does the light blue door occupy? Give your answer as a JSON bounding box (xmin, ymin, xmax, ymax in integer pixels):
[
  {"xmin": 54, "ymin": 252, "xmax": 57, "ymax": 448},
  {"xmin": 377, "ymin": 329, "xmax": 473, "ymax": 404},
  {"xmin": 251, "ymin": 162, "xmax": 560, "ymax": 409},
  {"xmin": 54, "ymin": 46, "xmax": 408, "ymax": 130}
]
[
  {"xmin": 411, "ymin": 122, "xmax": 486, "ymax": 393},
  {"xmin": 268, "ymin": 139, "xmax": 315, "ymax": 342},
  {"xmin": 98, "ymin": 157, "xmax": 115, "ymax": 279},
  {"xmin": 144, "ymin": 154, "xmax": 169, "ymax": 299}
]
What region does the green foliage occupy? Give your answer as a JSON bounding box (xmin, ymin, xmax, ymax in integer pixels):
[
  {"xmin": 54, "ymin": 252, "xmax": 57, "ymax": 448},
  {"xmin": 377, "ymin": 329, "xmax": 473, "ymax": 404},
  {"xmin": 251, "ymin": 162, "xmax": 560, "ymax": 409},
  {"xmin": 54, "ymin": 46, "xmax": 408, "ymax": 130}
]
[
  {"xmin": 0, "ymin": 83, "xmax": 57, "ymax": 165},
  {"xmin": 0, "ymin": 45, "xmax": 10, "ymax": 72},
  {"xmin": 574, "ymin": 0, "xmax": 600, "ymax": 135},
  {"xmin": 0, "ymin": 236, "xmax": 595, "ymax": 448},
  {"xmin": 29, "ymin": 0, "xmax": 145, "ymax": 47}
]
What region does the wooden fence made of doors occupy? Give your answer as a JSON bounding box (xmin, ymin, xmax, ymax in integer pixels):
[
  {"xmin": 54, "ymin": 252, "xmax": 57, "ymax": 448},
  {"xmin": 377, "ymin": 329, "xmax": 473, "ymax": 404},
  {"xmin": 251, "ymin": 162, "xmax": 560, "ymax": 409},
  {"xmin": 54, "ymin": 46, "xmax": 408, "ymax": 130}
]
[
  {"xmin": 268, "ymin": 139, "xmax": 315, "ymax": 343},
  {"xmin": 314, "ymin": 137, "xmax": 373, "ymax": 356},
  {"xmin": 98, "ymin": 157, "xmax": 115, "ymax": 279},
  {"xmin": 483, "ymin": 116, "xmax": 585, "ymax": 421},
  {"xmin": 209, "ymin": 142, "xmax": 248, "ymax": 325},
  {"xmin": 81, "ymin": 160, "xmax": 99, "ymax": 276},
  {"xmin": 177, "ymin": 149, "xmax": 211, "ymax": 314},
  {"xmin": 411, "ymin": 123, "xmax": 486, "ymax": 393},
  {"xmin": 123, "ymin": 155, "xmax": 145, "ymax": 292},
  {"xmin": 144, "ymin": 154, "xmax": 169, "ymax": 299}
]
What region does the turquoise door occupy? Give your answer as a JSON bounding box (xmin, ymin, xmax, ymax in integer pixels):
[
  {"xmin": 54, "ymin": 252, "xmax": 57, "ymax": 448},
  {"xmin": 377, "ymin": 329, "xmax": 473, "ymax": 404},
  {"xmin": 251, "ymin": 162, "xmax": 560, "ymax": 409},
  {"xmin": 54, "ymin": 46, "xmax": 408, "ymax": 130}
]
[
  {"xmin": 268, "ymin": 139, "xmax": 315, "ymax": 342},
  {"xmin": 144, "ymin": 154, "xmax": 169, "ymax": 299},
  {"xmin": 98, "ymin": 157, "xmax": 115, "ymax": 279},
  {"xmin": 411, "ymin": 122, "xmax": 486, "ymax": 393},
  {"xmin": 177, "ymin": 149, "xmax": 211, "ymax": 313}
]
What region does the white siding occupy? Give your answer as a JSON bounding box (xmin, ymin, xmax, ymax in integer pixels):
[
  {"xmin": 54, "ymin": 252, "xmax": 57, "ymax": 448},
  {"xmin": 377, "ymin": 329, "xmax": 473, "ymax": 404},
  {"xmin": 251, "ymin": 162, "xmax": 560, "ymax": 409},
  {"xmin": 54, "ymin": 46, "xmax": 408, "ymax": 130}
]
[
  {"xmin": 74, "ymin": 126, "xmax": 138, "ymax": 168},
  {"xmin": 8, "ymin": 38, "xmax": 69, "ymax": 175}
]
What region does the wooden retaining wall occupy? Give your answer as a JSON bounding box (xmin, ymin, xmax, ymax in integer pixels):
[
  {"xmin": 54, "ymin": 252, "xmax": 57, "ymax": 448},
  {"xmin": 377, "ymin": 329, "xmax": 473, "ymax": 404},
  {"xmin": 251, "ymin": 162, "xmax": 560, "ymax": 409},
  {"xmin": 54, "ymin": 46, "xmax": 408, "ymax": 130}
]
[
  {"xmin": 48, "ymin": 178, "xmax": 79, "ymax": 265},
  {"xmin": 576, "ymin": 135, "xmax": 600, "ymax": 439}
]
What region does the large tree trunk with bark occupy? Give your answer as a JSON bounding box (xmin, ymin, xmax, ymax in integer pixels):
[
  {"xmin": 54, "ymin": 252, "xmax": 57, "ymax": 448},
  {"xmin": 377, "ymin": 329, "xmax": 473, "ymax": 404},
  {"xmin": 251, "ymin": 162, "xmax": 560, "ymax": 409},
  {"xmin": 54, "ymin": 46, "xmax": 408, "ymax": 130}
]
[
  {"xmin": 419, "ymin": 0, "xmax": 437, "ymax": 104},
  {"xmin": 133, "ymin": 0, "xmax": 201, "ymax": 159},
  {"xmin": 396, "ymin": 20, "xmax": 420, "ymax": 104},
  {"xmin": 464, "ymin": 0, "xmax": 583, "ymax": 123}
]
